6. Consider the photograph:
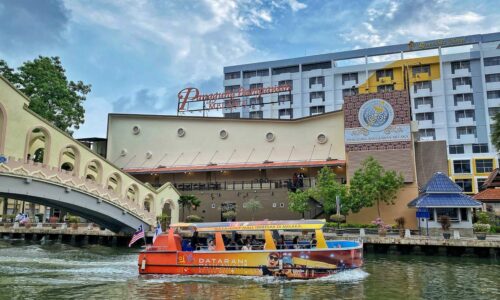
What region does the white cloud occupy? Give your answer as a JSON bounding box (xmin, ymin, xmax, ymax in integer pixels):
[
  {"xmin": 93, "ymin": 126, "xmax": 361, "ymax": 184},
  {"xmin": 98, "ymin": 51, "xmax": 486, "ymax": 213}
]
[{"xmin": 287, "ymin": 0, "xmax": 307, "ymax": 12}]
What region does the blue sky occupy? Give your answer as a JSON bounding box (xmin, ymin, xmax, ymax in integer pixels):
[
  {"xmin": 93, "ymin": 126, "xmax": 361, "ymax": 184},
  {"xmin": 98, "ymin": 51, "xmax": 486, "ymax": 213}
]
[{"xmin": 0, "ymin": 0, "xmax": 499, "ymax": 138}]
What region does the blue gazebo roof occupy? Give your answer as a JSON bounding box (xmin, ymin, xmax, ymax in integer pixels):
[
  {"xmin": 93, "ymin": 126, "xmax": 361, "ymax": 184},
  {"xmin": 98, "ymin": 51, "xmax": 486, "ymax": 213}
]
[{"xmin": 408, "ymin": 172, "xmax": 481, "ymax": 208}]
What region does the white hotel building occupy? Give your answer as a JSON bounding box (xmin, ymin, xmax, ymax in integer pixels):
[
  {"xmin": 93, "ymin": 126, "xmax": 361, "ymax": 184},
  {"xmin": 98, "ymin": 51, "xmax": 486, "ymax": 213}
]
[{"xmin": 222, "ymin": 33, "xmax": 500, "ymax": 194}]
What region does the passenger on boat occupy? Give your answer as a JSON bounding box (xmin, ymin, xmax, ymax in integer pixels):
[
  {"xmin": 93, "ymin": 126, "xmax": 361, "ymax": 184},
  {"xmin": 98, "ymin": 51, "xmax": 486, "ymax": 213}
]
[
  {"xmin": 227, "ymin": 239, "xmax": 238, "ymax": 251},
  {"xmin": 207, "ymin": 239, "xmax": 215, "ymax": 251},
  {"xmin": 241, "ymin": 241, "xmax": 252, "ymax": 250},
  {"xmin": 292, "ymin": 236, "xmax": 299, "ymax": 249},
  {"xmin": 191, "ymin": 230, "xmax": 200, "ymax": 250},
  {"xmin": 310, "ymin": 233, "xmax": 317, "ymax": 248},
  {"xmin": 277, "ymin": 235, "xmax": 286, "ymax": 249}
]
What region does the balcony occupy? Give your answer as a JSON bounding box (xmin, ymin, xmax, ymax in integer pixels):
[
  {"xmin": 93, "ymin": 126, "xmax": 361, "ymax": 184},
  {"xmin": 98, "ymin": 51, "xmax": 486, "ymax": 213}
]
[
  {"xmin": 413, "ymin": 88, "xmax": 432, "ymax": 97},
  {"xmin": 419, "ymin": 136, "xmax": 435, "ymax": 141},
  {"xmin": 489, "ymin": 97, "xmax": 500, "ymax": 107},
  {"xmin": 279, "ymin": 115, "xmax": 292, "ymax": 120},
  {"xmin": 486, "ymin": 82, "xmax": 500, "ymax": 91},
  {"xmin": 224, "ymin": 77, "xmax": 241, "ymax": 86},
  {"xmin": 453, "ymin": 68, "xmax": 471, "ymax": 77},
  {"xmin": 457, "ymin": 134, "xmax": 477, "ymax": 144},
  {"xmin": 454, "ymin": 84, "xmax": 473, "ymax": 93},
  {"xmin": 342, "ymin": 80, "xmax": 358, "ymax": 88},
  {"xmin": 456, "ymin": 117, "xmax": 475, "ymax": 126},
  {"xmin": 418, "ymin": 120, "xmax": 434, "ymax": 128},
  {"xmin": 484, "ymin": 65, "xmax": 500, "ymax": 75},
  {"xmin": 412, "ymin": 73, "xmax": 430, "ymax": 81},
  {"xmin": 248, "ymin": 76, "xmax": 264, "ymax": 84},
  {"xmin": 272, "ymin": 73, "xmax": 292, "ymax": 81},
  {"xmin": 310, "ymin": 83, "xmax": 324, "ymax": 91},
  {"xmin": 455, "ymin": 100, "xmax": 474, "ymax": 109},
  {"xmin": 377, "ymin": 76, "xmax": 392, "ymax": 84},
  {"xmin": 414, "ymin": 103, "xmax": 433, "ymax": 113},
  {"xmin": 310, "ymin": 96, "xmax": 325, "ymax": 105},
  {"xmin": 304, "ymin": 69, "xmax": 323, "ymax": 77}
]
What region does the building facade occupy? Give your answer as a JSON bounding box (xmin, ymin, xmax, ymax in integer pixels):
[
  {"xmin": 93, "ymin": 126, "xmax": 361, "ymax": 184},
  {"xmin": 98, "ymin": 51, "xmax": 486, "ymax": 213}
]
[{"xmin": 222, "ymin": 33, "xmax": 500, "ymax": 195}]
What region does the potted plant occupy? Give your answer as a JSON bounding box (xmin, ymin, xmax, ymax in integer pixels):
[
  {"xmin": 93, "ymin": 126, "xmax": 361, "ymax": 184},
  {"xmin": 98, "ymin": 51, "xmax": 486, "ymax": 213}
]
[
  {"xmin": 68, "ymin": 216, "xmax": 79, "ymax": 230},
  {"xmin": 49, "ymin": 216, "xmax": 58, "ymax": 229},
  {"xmin": 372, "ymin": 217, "xmax": 391, "ymax": 237},
  {"xmin": 330, "ymin": 214, "xmax": 346, "ymax": 236},
  {"xmin": 438, "ymin": 215, "xmax": 451, "ymax": 239},
  {"xmin": 186, "ymin": 215, "xmax": 204, "ymax": 222},
  {"xmin": 222, "ymin": 210, "xmax": 237, "ymax": 221},
  {"xmin": 394, "ymin": 217, "xmax": 406, "ymax": 238},
  {"xmin": 473, "ymin": 223, "xmax": 490, "ymax": 240}
]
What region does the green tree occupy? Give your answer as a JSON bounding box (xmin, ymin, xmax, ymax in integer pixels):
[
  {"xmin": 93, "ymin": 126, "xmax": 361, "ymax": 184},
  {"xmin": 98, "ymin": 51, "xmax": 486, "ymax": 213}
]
[
  {"xmin": 347, "ymin": 156, "xmax": 404, "ymax": 217},
  {"xmin": 288, "ymin": 189, "xmax": 311, "ymax": 218},
  {"xmin": 178, "ymin": 195, "xmax": 200, "ymax": 221},
  {"xmin": 491, "ymin": 112, "xmax": 500, "ymax": 151},
  {"xmin": 242, "ymin": 197, "xmax": 263, "ymax": 220},
  {"xmin": 0, "ymin": 56, "xmax": 91, "ymax": 134}
]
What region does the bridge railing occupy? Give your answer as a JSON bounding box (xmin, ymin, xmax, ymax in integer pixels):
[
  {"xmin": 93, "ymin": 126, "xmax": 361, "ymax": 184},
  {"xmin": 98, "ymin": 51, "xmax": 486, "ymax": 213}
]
[{"xmin": 0, "ymin": 157, "xmax": 156, "ymax": 225}]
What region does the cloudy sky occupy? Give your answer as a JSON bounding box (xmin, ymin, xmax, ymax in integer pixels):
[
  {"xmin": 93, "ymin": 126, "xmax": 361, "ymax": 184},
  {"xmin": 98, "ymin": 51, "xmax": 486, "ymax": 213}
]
[{"xmin": 0, "ymin": 0, "xmax": 499, "ymax": 138}]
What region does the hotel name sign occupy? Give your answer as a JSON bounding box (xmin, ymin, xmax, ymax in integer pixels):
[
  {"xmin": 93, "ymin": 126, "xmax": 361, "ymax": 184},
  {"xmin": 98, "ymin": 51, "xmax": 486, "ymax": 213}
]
[
  {"xmin": 345, "ymin": 99, "xmax": 410, "ymax": 144},
  {"xmin": 178, "ymin": 85, "xmax": 291, "ymax": 112},
  {"xmin": 408, "ymin": 37, "xmax": 466, "ymax": 51}
]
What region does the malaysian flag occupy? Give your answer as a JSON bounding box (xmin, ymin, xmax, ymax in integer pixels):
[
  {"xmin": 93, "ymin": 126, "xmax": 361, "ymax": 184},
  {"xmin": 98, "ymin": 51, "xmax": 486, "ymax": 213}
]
[
  {"xmin": 153, "ymin": 221, "xmax": 162, "ymax": 244},
  {"xmin": 128, "ymin": 225, "xmax": 145, "ymax": 247}
]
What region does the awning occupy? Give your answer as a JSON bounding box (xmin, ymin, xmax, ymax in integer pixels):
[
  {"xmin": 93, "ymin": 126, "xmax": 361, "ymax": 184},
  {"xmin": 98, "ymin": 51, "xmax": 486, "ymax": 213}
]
[
  {"xmin": 124, "ymin": 159, "xmax": 345, "ymax": 174},
  {"xmin": 408, "ymin": 193, "xmax": 482, "ymax": 208}
]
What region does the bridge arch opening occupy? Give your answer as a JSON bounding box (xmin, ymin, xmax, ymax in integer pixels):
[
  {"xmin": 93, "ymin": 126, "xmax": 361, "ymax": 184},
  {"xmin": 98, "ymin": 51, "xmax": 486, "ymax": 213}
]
[
  {"xmin": 143, "ymin": 193, "xmax": 154, "ymax": 213},
  {"xmin": 25, "ymin": 127, "xmax": 51, "ymax": 164},
  {"xmin": 126, "ymin": 184, "xmax": 139, "ymax": 203},
  {"xmin": 84, "ymin": 159, "xmax": 103, "ymax": 184},
  {"xmin": 0, "ymin": 103, "xmax": 6, "ymax": 153},
  {"xmin": 107, "ymin": 172, "xmax": 122, "ymax": 196},
  {"xmin": 59, "ymin": 145, "xmax": 81, "ymax": 175}
]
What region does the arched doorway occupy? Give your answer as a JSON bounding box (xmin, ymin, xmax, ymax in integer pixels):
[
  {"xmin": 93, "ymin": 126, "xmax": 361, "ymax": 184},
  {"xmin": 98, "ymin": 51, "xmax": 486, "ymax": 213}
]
[
  {"xmin": 59, "ymin": 145, "xmax": 80, "ymax": 175},
  {"xmin": 25, "ymin": 127, "xmax": 51, "ymax": 164}
]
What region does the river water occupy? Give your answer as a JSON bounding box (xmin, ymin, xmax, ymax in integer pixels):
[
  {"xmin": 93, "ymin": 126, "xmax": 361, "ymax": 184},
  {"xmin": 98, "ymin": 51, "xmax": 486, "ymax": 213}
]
[{"xmin": 0, "ymin": 239, "xmax": 498, "ymax": 300}]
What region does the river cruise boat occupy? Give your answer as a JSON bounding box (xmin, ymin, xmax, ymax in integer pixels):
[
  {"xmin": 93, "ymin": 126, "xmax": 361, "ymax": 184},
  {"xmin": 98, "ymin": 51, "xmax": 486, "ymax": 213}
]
[{"xmin": 138, "ymin": 219, "xmax": 363, "ymax": 279}]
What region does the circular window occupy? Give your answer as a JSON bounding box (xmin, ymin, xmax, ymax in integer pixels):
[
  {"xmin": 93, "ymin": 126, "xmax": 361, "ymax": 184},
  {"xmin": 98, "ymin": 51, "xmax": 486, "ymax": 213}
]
[
  {"xmin": 265, "ymin": 132, "xmax": 275, "ymax": 142},
  {"xmin": 120, "ymin": 149, "xmax": 128, "ymax": 157},
  {"xmin": 317, "ymin": 133, "xmax": 328, "ymax": 144},
  {"xmin": 177, "ymin": 128, "xmax": 186, "ymax": 137},
  {"xmin": 219, "ymin": 129, "xmax": 228, "ymax": 139},
  {"xmin": 132, "ymin": 125, "xmax": 141, "ymax": 135},
  {"xmin": 146, "ymin": 151, "xmax": 153, "ymax": 159}
]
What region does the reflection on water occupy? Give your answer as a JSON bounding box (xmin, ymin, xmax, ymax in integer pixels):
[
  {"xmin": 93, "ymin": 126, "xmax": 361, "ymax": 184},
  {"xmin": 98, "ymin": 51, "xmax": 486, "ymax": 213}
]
[{"xmin": 0, "ymin": 239, "xmax": 498, "ymax": 300}]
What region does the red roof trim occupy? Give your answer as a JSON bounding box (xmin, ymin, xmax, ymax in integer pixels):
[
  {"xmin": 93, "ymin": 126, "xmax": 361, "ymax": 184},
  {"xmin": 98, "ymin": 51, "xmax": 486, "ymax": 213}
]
[
  {"xmin": 124, "ymin": 160, "xmax": 345, "ymax": 174},
  {"xmin": 473, "ymin": 188, "xmax": 500, "ymax": 202}
]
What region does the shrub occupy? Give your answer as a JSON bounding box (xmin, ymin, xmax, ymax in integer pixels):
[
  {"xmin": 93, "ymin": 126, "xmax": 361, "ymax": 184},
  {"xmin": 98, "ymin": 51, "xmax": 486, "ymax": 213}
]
[
  {"xmin": 438, "ymin": 216, "xmax": 451, "ymax": 231},
  {"xmin": 67, "ymin": 216, "xmax": 79, "ymax": 224},
  {"xmin": 473, "ymin": 223, "xmax": 491, "ymax": 233},
  {"xmin": 394, "ymin": 217, "xmax": 405, "ymax": 229},
  {"xmin": 222, "ymin": 211, "xmax": 237, "ymax": 221},
  {"xmin": 186, "ymin": 215, "xmax": 203, "ymax": 223},
  {"xmin": 330, "ymin": 215, "xmax": 346, "ymax": 223}
]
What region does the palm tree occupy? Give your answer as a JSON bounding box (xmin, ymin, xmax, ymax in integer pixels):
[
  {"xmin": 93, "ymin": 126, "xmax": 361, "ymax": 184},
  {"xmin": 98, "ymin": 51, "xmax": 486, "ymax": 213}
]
[
  {"xmin": 178, "ymin": 195, "xmax": 200, "ymax": 221},
  {"xmin": 491, "ymin": 112, "xmax": 500, "ymax": 152}
]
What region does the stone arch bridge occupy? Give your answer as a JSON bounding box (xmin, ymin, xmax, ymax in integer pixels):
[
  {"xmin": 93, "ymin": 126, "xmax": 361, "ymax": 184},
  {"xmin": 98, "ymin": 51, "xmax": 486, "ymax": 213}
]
[{"xmin": 0, "ymin": 75, "xmax": 180, "ymax": 233}]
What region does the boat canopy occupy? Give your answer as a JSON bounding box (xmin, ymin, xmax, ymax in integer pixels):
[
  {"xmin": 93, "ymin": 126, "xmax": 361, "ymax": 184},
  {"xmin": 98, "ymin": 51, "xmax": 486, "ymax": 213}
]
[{"xmin": 170, "ymin": 219, "xmax": 326, "ymax": 232}]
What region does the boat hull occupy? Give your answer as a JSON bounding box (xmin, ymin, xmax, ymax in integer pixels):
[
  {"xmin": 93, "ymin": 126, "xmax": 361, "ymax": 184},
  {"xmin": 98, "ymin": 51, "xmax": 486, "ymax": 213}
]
[{"xmin": 138, "ymin": 243, "xmax": 363, "ymax": 279}]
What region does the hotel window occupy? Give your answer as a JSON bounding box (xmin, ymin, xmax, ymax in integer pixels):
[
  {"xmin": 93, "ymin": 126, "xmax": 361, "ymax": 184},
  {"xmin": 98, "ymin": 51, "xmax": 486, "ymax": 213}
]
[
  {"xmin": 489, "ymin": 107, "xmax": 500, "ymax": 117},
  {"xmin": 302, "ymin": 61, "xmax": 332, "ymax": 71},
  {"xmin": 278, "ymin": 108, "xmax": 293, "ymax": 119},
  {"xmin": 342, "ymin": 88, "xmax": 358, "ymax": 97},
  {"xmin": 310, "ymin": 106, "xmax": 325, "ymax": 116},
  {"xmin": 452, "ymin": 77, "xmax": 472, "ymax": 89},
  {"xmin": 454, "ymin": 179, "xmax": 473, "ymax": 193},
  {"xmin": 451, "ymin": 60, "xmax": 470, "ymax": 73},
  {"xmin": 377, "ymin": 84, "xmax": 394, "ymax": 92},
  {"xmin": 250, "ymin": 83, "xmax": 263, "ymax": 90},
  {"xmin": 472, "ymin": 143, "xmax": 489, "ymax": 153},
  {"xmin": 416, "ymin": 112, "xmax": 434, "ymax": 123},
  {"xmin": 224, "ymin": 98, "xmax": 240, "ymax": 108},
  {"xmin": 310, "ymin": 91, "xmax": 325, "ymax": 102},
  {"xmin": 414, "ymin": 81, "xmax": 432, "ymax": 93},
  {"xmin": 412, "ymin": 64, "xmax": 431, "ymax": 76},
  {"xmin": 278, "ymin": 80, "xmax": 293, "ymax": 89},
  {"xmin": 453, "ymin": 160, "xmax": 471, "ymax": 174},
  {"xmin": 249, "ymin": 97, "xmax": 263, "ymax": 107},
  {"xmin": 454, "ymin": 93, "xmax": 474, "ymax": 105},
  {"xmin": 486, "ymin": 73, "xmax": 500, "ymax": 83},
  {"xmin": 278, "ymin": 94, "xmax": 293, "ymax": 105},
  {"xmin": 475, "ymin": 159, "xmax": 493, "ymax": 173},
  {"xmin": 436, "ymin": 207, "xmax": 460, "ymax": 221},
  {"xmin": 477, "ymin": 178, "xmax": 487, "ymax": 192},
  {"xmin": 487, "ymin": 90, "xmax": 500, "ymax": 99},
  {"xmin": 224, "ymin": 72, "xmax": 240, "ymax": 80},
  {"xmin": 376, "ymin": 69, "xmax": 393, "ymax": 80},
  {"xmin": 414, "ymin": 97, "xmax": 433, "ymax": 108},
  {"xmin": 224, "ymin": 112, "xmax": 240, "ymax": 118},
  {"xmin": 484, "ymin": 56, "xmax": 500, "ymax": 66},
  {"xmin": 309, "ymin": 76, "xmax": 325, "ymax": 88},
  {"xmin": 272, "ymin": 65, "xmax": 299, "ymax": 75},
  {"xmin": 225, "ymin": 85, "xmax": 240, "ymax": 93},
  {"xmin": 249, "ymin": 111, "xmax": 263, "ymax": 119},
  {"xmin": 257, "ymin": 69, "xmax": 269, "ymax": 76},
  {"xmin": 243, "ymin": 70, "xmax": 256, "ymax": 79},
  {"xmin": 455, "ymin": 109, "xmax": 475, "ymax": 122},
  {"xmin": 449, "ymin": 144, "xmax": 465, "ymax": 154},
  {"xmin": 418, "ymin": 128, "xmax": 435, "ymax": 140},
  {"xmin": 342, "ymin": 73, "xmax": 358, "ymax": 84},
  {"xmin": 456, "ymin": 126, "xmax": 476, "ymax": 138}
]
